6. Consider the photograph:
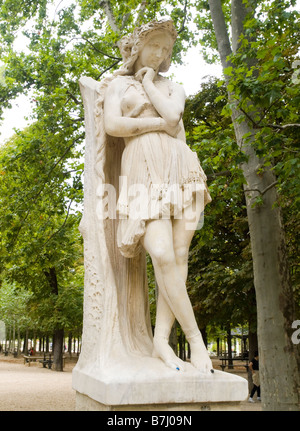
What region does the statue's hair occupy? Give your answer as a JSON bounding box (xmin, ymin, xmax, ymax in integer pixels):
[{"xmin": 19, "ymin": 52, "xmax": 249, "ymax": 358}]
[{"xmin": 117, "ymin": 19, "xmax": 177, "ymax": 75}]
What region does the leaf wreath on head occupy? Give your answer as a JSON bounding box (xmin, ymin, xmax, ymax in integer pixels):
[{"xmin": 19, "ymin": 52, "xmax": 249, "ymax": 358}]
[{"xmin": 118, "ymin": 19, "xmax": 178, "ymax": 74}]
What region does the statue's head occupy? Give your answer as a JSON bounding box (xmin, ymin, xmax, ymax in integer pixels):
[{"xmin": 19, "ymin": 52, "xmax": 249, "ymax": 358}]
[{"xmin": 118, "ymin": 19, "xmax": 177, "ymax": 74}]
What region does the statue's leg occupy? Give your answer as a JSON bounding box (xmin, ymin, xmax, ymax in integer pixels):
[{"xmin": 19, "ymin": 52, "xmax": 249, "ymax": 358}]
[
  {"xmin": 172, "ymin": 202, "xmax": 213, "ymax": 372},
  {"xmin": 152, "ymin": 208, "xmax": 195, "ymax": 370},
  {"xmin": 142, "ymin": 219, "xmax": 184, "ymax": 370},
  {"xmin": 141, "ymin": 215, "xmax": 212, "ymax": 373},
  {"xmin": 152, "ymin": 293, "xmax": 184, "ymax": 371}
]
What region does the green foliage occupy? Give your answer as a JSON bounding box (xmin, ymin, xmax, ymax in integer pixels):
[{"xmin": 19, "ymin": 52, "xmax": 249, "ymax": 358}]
[
  {"xmin": 183, "ymin": 78, "xmax": 256, "ymax": 329},
  {"xmin": 225, "ymin": 2, "xmax": 300, "ymax": 194},
  {"xmin": 0, "ymin": 281, "xmax": 33, "ymax": 331},
  {"xmin": 184, "ymin": 0, "xmax": 300, "ymax": 324},
  {"xmin": 0, "ymin": 0, "xmax": 299, "ymax": 338},
  {"xmin": 0, "ymin": 113, "xmax": 84, "ymax": 335},
  {"xmin": 27, "ymin": 266, "xmax": 84, "ymax": 334},
  {"xmin": 226, "ymin": 1, "xmax": 300, "ymax": 298},
  {"xmin": 194, "ymin": 0, "xmax": 224, "ymax": 63},
  {"xmin": 146, "ymin": 253, "xmax": 157, "ymax": 328}
]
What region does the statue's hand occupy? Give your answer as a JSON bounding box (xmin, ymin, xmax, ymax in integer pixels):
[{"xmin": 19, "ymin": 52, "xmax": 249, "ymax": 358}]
[
  {"xmin": 162, "ymin": 119, "xmax": 181, "ymax": 138},
  {"xmin": 135, "ymin": 67, "xmax": 156, "ymax": 83}
]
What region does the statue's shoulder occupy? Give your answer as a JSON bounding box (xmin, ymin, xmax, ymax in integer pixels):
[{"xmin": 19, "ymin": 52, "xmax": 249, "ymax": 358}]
[
  {"xmin": 106, "ymin": 74, "xmax": 134, "ymax": 92},
  {"xmin": 156, "ymin": 75, "xmax": 185, "ymax": 98}
]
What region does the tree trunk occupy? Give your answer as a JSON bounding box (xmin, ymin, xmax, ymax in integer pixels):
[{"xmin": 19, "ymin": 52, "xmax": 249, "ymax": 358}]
[
  {"xmin": 17, "ymin": 327, "xmax": 21, "ymax": 356},
  {"xmin": 53, "ymin": 329, "xmax": 64, "ymax": 371},
  {"xmin": 209, "ymin": 0, "xmax": 300, "ymax": 410},
  {"xmin": 12, "ymin": 321, "xmax": 15, "ymax": 353},
  {"xmin": 22, "ymin": 329, "xmax": 28, "ymax": 354},
  {"xmin": 8, "ymin": 326, "xmax": 11, "ymax": 352},
  {"xmin": 33, "ymin": 332, "xmax": 37, "ymax": 351},
  {"xmin": 178, "ymin": 330, "xmax": 186, "ymax": 360},
  {"xmin": 68, "ymin": 332, "xmax": 72, "ymax": 356},
  {"xmin": 44, "ymin": 267, "xmax": 65, "ymax": 371},
  {"xmin": 227, "ymin": 326, "xmax": 233, "ymax": 368},
  {"xmin": 169, "ymin": 322, "xmax": 178, "ymax": 355}
]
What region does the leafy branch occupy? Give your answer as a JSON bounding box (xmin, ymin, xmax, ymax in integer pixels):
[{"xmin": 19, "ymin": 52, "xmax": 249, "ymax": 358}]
[
  {"xmin": 207, "ymin": 170, "xmax": 231, "ymax": 180},
  {"xmin": 178, "ymin": 0, "xmax": 188, "ymax": 35},
  {"xmin": 240, "ymin": 107, "xmax": 300, "ymax": 131},
  {"xmin": 10, "ymin": 136, "xmax": 83, "ymax": 248},
  {"xmin": 80, "ymin": 36, "xmax": 121, "ymax": 60},
  {"xmin": 96, "ymin": 59, "xmax": 121, "ymax": 80},
  {"xmin": 39, "ymin": 198, "xmax": 74, "ymax": 251},
  {"xmin": 267, "ymin": 123, "xmax": 300, "ymax": 130},
  {"xmin": 244, "ymin": 180, "xmax": 278, "ymax": 196}
]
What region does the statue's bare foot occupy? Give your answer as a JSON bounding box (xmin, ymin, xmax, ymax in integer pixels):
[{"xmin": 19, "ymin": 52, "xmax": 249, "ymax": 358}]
[
  {"xmin": 152, "ymin": 335, "xmax": 185, "ymax": 372},
  {"xmin": 189, "ymin": 334, "xmax": 213, "ymax": 373}
]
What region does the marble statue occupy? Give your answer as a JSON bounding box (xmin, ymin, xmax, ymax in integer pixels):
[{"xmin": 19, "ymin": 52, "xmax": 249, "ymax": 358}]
[
  {"xmin": 110, "ymin": 20, "xmax": 213, "ymax": 373},
  {"xmin": 73, "ymin": 18, "xmax": 248, "ymax": 409}
]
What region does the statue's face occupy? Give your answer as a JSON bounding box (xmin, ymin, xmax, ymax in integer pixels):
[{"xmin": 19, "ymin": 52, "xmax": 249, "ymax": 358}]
[{"xmin": 138, "ymin": 32, "xmax": 172, "ymax": 71}]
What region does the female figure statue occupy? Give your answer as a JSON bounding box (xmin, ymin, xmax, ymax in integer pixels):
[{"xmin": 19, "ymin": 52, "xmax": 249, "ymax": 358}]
[{"xmin": 101, "ymin": 19, "xmax": 213, "ymax": 373}]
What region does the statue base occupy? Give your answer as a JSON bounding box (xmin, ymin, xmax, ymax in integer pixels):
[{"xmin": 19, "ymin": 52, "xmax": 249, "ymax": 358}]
[
  {"xmin": 72, "ymin": 356, "xmax": 248, "ymax": 411},
  {"xmin": 75, "ymin": 392, "xmax": 243, "ymax": 411}
]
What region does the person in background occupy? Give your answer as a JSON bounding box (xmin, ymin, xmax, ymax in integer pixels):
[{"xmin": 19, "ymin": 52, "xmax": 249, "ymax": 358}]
[{"xmin": 248, "ymin": 350, "xmax": 261, "ymax": 402}]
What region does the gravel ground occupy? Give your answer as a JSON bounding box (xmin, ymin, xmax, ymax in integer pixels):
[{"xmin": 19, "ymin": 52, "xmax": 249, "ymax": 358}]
[
  {"xmin": 0, "ymin": 356, "xmax": 261, "ymax": 411},
  {"xmin": 0, "ymin": 356, "xmax": 76, "ymax": 411}
]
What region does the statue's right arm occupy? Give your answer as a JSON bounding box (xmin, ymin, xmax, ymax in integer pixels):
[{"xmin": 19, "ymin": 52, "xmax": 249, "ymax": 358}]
[{"xmin": 103, "ymin": 79, "xmax": 174, "ymax": 138}]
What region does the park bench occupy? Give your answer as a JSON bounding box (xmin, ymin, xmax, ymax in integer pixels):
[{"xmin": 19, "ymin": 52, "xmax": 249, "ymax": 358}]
[
  {"xmin": 219, "ymin": 356, "xmax": 249, "ymax": 372},
  {"xmin": 23, "ymin": 353, "xmax": 65, "ymax": 368},
  {"xmin": 39, "ymin": 353, "xmax": 54, "ymax": 369},
  {"xmin": 23, "ymin": 355, "xmax": 44, "ymax": 366}
]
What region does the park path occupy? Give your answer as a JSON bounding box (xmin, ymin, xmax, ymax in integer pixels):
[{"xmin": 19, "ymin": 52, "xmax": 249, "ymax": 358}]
[
  {"xmin": 0, "ymin": 357, "xmax": 76, "ymax": 411},
  {"xmin": 0, "ymin": 356, "xmax": 261, "ymax": 411}
]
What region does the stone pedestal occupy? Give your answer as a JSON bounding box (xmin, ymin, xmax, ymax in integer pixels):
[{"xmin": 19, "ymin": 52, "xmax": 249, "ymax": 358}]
[
  {"xmin": 75, "ymin": 392, "xmax": 244, "ymax": 411},
  {"xmin": 72, "ymin": 356, "xmax": 248, "ymax": 411}
]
